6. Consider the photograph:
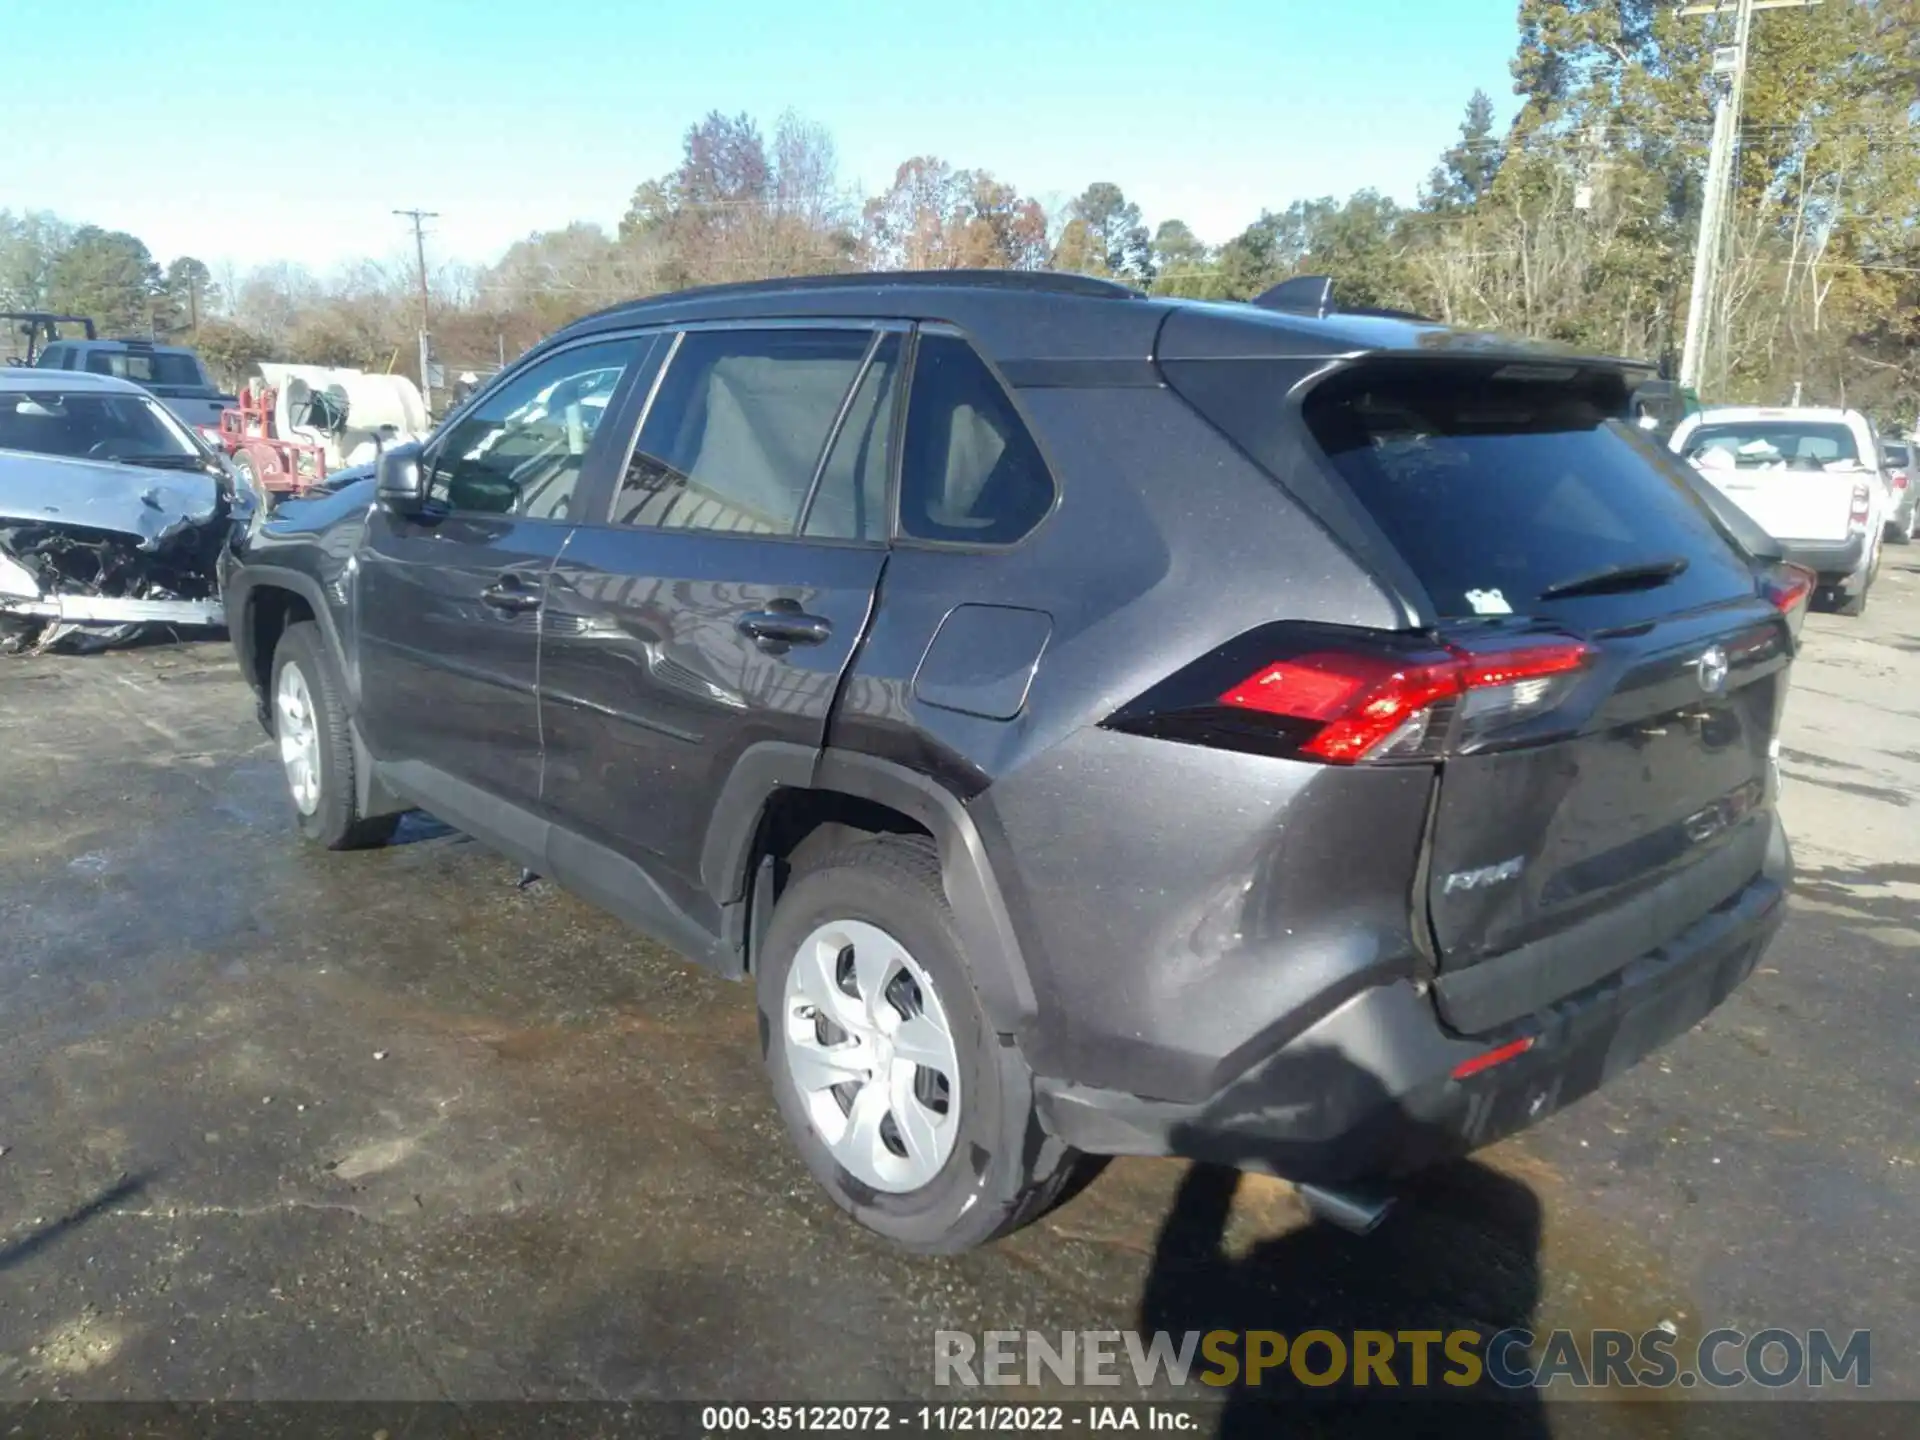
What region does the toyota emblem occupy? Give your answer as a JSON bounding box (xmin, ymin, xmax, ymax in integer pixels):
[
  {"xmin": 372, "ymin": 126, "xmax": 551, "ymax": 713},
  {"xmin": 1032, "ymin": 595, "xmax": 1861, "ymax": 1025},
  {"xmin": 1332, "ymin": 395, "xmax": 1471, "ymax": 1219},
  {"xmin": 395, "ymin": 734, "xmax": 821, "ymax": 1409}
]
[{"xmin": 1696, "ymin": 645, "xmax": 1730, "ymax": 695}]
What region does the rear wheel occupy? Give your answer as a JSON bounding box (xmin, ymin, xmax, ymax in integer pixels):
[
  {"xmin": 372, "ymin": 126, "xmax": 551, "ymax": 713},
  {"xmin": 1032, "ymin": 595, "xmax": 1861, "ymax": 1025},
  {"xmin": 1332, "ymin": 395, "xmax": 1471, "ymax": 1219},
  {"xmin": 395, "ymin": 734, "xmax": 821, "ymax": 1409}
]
[
  {"xmin": 757, "ymin": 836, "xmax": 1082, "ymax": 1253},
  {"xmin": 1832, "ymin": 537, "xmax": 1878, "ymax": 616},
  {"xmin": 270, "ymin": 621, "xmax": 399, "ymax": 850}
]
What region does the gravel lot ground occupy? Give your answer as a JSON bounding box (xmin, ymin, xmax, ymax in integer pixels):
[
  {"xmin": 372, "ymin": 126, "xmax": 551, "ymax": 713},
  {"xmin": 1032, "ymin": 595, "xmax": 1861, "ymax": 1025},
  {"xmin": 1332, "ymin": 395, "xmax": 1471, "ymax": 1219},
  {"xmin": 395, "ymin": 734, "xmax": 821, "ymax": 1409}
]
[{"xmin": 1, "ymin": 553, "xmax": 1915, "ymax": 1427}]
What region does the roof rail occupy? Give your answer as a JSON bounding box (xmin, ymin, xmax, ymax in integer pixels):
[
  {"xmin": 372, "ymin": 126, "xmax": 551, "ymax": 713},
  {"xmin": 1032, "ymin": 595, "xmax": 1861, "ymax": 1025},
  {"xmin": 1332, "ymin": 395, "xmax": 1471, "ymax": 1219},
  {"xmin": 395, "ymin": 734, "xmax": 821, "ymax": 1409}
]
[
  {"xmin": 583, "ymin": 268, "xmax": 1143, "ymax": 323},
  {"xmin": 1252, "ymin": 274, "xmax": 1435, "ymax": 324}
]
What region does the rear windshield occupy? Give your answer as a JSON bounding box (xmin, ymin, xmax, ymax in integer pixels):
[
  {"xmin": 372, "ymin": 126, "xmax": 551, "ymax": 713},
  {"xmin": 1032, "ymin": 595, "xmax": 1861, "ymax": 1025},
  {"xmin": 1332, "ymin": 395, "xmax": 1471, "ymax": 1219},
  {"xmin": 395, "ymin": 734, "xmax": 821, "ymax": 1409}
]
[
  {"xmin": 1303, "ymin": 364, "xmax": 1755, "ymax": 623},
  {"xmin": 81, "ymin": 349, "xmax": 206, "ymax": 388},
  {"xmin": 1682, "ymin": 421, "xmax": 1860, "ymax": 471},
  {"xmin": 1885, "ymin": 443, "xmax": 1912, "ymax": 467}
]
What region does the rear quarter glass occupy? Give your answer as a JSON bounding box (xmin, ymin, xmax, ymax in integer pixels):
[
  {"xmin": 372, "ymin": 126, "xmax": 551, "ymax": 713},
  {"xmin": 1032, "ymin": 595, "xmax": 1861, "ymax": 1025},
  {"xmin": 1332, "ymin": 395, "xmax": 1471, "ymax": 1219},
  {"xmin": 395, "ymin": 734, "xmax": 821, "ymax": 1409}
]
[{"xmin": 1299, "ymin": 361, "xmax": 1758, "ymax": 626}]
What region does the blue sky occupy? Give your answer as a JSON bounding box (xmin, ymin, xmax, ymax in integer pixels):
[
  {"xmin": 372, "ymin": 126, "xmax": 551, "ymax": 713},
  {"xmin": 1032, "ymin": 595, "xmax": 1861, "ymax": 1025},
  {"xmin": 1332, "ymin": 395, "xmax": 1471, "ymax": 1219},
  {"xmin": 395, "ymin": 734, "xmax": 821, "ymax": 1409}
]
[{"xmin": 3, "ymin": 0, "xmax": 1519, "ymax": 276}]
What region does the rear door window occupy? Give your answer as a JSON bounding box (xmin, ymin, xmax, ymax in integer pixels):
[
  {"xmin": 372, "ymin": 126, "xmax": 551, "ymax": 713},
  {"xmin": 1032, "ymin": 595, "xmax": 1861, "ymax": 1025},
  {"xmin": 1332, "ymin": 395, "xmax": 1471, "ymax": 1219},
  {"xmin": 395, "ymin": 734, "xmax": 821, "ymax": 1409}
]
[
  {"xmin": 612, "ymin": 328, "xmax": 877, "ymax": 535},
  {"xmin": 802, "ymin": 333, "xmax": 900, "ymax": 542},
  {"xmin": 1302, "ymin": 363, "xmax": 1756, "ymax": 623}
]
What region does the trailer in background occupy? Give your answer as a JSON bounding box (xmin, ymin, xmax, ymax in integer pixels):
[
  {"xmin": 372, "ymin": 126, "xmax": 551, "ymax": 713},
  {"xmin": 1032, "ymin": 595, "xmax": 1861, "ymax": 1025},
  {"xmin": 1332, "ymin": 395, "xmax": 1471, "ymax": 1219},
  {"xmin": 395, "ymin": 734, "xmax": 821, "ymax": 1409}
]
[{"xmin": 213, "ymin": 365, "xmax": 430, "ymax": 499}]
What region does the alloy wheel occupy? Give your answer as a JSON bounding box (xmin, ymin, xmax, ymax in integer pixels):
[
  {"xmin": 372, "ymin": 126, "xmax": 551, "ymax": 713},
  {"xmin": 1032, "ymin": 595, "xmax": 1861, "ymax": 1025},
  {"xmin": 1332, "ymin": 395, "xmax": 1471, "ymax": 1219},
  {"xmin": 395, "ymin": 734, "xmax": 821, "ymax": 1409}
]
[{"xmin": 275, "ymin": 663, "xmax": 322, "ymax": 816}]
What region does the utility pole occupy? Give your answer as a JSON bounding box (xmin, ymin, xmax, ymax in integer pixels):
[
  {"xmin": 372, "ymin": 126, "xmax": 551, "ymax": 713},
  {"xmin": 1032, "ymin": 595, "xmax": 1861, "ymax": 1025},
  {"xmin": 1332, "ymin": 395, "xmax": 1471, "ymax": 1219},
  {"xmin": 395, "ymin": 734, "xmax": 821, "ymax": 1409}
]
[
  {"xmin": 393, "ymin": 207, "xmax": 439, "ymax": 411},
  {"xmin": 1677, "ymin": 0, "xmax": 1820, "ymax": 394}
]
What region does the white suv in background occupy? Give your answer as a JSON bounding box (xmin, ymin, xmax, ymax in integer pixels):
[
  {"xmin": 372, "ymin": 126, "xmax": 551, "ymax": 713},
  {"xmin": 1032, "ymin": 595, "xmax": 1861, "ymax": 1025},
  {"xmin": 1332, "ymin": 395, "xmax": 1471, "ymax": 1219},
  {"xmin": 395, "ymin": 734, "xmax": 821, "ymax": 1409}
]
[{"xmin": 1672, "ymin": 406, "xmax": 1887, "ymax": 616}]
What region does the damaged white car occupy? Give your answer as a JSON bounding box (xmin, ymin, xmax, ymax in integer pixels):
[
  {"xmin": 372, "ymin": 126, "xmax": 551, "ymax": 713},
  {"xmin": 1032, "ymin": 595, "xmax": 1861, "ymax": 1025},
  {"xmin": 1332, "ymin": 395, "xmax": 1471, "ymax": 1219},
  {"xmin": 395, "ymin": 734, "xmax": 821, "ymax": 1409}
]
[{"xmin": 0, "ymin": 369, "xmax": 245, "ymax": 654}]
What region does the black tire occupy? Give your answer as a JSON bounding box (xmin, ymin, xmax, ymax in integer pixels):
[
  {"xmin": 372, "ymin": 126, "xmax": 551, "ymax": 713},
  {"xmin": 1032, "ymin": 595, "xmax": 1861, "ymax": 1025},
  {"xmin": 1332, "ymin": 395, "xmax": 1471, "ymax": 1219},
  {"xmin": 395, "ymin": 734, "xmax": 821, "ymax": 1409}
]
[
  {"xmin": 269, "ymin": 621, "xmax": 399, "ymax": 850},
  {"xmin": 756, "ymin": 836, "xmax": 1082, "ymax": 1253}
]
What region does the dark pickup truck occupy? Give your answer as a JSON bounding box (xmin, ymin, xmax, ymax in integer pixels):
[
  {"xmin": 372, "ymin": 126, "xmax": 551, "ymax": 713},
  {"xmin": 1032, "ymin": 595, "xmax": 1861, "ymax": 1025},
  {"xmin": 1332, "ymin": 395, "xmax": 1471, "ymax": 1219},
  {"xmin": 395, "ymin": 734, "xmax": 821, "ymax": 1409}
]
[{"xmin": 35, "ymin": 338, "xmax": 235, "ymax": 432}]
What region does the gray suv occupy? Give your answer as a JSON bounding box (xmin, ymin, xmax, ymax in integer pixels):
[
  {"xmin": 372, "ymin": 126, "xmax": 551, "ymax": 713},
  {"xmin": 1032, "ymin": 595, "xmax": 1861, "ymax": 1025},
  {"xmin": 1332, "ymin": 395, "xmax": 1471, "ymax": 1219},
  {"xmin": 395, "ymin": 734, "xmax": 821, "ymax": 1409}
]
[{"xmin": 221, "ymin": 271, "xmax": 1799, "ymax": 1252}]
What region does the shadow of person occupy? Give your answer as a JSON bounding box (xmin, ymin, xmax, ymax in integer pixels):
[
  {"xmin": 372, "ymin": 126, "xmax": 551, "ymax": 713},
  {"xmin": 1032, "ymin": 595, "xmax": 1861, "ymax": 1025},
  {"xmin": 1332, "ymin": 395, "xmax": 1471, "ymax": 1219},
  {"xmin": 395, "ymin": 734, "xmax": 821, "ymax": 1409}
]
[
  {"xmin": 0, "ymin": 1169, "xmax": 155, "ymax": 1273},
  {"xmin": 1138, "ymin": 1044, "xmax": 1551, "ymax": 1439}
]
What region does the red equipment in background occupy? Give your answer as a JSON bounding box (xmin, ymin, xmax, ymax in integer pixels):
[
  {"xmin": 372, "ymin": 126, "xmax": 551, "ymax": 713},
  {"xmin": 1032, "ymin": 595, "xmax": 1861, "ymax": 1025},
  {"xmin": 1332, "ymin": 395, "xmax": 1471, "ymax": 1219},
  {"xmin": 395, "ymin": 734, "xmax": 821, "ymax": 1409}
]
[{"xmin": 214, "ymin": 381, "xmax": 329, "ymax": 497}]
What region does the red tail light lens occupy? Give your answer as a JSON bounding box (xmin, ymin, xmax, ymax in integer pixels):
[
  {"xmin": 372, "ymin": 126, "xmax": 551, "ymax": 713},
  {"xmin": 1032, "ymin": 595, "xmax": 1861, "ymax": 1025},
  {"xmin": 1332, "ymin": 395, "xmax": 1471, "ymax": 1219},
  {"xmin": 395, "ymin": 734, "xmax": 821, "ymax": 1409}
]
[
  {"xmin": 1763, "ymin": 562, "xmax": 1816, "ymax": 619},
  {"xmin": 1221, "ymin": 652, "xmax": 1461, "ymax": 762},
  {"xmin": 1218, "ymin": 639, "xmax": 1594, "ymax": 764},
  {"xmin": 1104, "ymin": 625, "xmax": 1600, "ymax": 765},
  {"xmin": 1850, "ymin": 484, "xmax": 1872, "ymax": 533},
  {"xmin": 1894, "ymin": 471, "xmax": 1910, "ymax": 492}
]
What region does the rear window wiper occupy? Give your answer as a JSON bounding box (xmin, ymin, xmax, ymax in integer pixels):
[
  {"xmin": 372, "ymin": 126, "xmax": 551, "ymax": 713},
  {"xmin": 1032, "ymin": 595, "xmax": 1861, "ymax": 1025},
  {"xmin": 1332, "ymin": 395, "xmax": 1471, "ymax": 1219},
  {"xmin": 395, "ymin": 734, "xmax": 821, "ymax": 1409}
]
[{"xmin": 1538, "ymin": 556, "xmax": 1690, "ymax": 601}]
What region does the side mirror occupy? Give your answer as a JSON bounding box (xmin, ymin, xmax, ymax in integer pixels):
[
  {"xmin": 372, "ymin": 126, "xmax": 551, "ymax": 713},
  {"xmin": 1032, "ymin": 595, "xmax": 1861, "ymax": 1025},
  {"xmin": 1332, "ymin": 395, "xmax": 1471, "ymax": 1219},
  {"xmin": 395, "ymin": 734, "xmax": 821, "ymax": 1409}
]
[{"xmin": 375, "ymin": 441, "xmax": 427, "ymax": 514}]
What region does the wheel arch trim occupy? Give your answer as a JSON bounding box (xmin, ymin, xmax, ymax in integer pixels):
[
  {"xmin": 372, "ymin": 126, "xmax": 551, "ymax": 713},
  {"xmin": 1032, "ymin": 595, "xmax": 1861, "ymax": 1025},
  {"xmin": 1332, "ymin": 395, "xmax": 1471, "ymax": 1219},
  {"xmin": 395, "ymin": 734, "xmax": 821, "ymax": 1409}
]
[
  {"xmin": 702, "ymin": 743, "xmax": 1040, "ymax": 1034},
  {"xmin": 234, "ymin": 565, "xmax": 347, "ymax": 696},
  {"xmin": 243, "ymin": 569, "xmax": 406, "ymax": 821}
]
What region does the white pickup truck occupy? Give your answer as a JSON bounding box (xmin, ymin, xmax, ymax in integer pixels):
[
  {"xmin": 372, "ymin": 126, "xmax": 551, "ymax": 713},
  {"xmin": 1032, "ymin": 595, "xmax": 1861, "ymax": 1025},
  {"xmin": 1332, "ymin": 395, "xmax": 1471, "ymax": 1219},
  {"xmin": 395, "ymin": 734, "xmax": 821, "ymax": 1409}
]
[{"xmin": 1671, "ymin": 405, "xmax": 1888, "ymax": 616}]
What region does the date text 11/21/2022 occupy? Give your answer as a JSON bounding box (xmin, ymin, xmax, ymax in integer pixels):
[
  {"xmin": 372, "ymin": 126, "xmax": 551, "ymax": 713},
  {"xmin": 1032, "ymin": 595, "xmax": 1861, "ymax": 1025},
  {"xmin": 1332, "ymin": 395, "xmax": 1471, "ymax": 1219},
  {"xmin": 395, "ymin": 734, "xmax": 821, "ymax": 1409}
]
[{"xmin": 699, "ymin": 1404, "xmax": 1195, "ymax": 1432}]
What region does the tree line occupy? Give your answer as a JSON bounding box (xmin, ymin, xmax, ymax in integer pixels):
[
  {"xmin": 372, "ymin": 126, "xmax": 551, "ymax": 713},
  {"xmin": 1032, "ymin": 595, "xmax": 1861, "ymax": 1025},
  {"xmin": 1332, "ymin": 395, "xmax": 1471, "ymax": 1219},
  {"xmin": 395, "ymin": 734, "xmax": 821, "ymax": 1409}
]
[{"xmin": 5, "ymin": 0, "xmax": 1917, "ymax": 425}]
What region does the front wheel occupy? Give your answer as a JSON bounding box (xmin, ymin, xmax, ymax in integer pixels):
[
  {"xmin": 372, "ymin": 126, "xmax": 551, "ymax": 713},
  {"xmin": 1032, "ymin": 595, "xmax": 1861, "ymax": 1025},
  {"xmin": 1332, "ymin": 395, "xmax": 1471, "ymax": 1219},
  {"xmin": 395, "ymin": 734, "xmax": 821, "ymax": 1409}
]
[
  {"xmin": 757, "ymin": 837, "xmax": 1082, "ymax": 1253},
  {"xmin": 270, "ymin": 621, "xmax": 399, "ymax": 849}
]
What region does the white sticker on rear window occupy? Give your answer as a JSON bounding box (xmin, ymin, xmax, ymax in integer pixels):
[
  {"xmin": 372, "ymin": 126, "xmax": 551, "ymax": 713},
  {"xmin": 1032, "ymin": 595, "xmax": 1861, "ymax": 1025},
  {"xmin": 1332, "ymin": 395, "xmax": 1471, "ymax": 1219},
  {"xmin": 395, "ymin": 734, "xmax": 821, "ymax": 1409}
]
[{"xmin": 1465, "ymin": 587, "xmax": 1513, "ymax": 615}]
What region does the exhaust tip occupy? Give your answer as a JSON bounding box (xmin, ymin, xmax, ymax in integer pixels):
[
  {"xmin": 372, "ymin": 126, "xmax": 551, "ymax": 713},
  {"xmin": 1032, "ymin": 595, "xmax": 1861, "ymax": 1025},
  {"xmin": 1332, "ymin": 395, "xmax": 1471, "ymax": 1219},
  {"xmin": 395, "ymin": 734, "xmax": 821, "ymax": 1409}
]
[{"xmin": 1295, "ymin": 1182, "xmax": 1397, "ymax": 1235}]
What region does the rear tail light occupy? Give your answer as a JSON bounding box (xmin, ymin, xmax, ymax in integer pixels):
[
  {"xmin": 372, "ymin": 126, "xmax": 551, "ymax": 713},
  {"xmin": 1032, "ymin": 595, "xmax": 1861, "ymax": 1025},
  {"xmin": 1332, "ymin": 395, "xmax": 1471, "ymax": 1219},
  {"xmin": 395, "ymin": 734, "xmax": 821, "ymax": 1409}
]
[
  {"xmin": 1893, "ymin": 471, "xmax": 1910, "ymax": 492},
  {"xmin": 1850, "ymin": 483, "xmax": 1872, "ymax": 533},
  {"xmin": 1105, "ymin": 626, "xmax": 1596, "ymax": 766},
  {"xmin": 1762, "ymin": 562, "xmax": 1816, "ymax": 617}
]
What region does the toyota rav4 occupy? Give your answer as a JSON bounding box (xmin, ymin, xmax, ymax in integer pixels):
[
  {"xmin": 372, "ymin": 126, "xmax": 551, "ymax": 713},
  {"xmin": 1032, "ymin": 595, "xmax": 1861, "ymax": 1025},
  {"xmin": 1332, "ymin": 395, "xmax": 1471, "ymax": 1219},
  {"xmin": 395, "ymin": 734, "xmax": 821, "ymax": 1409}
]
[{"xmin": 222, "ymin": 271, "xmax": 1803, "ymax": 1252}]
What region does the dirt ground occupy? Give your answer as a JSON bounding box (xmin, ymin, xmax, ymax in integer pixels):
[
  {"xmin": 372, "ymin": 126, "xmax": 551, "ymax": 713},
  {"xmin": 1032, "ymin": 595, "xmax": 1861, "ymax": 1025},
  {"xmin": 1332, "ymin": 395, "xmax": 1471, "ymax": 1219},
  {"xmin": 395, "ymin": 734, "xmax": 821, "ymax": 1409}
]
[{"xmin": 1, "ymin": 554, "xmax": 1916, "ymax": 1425}]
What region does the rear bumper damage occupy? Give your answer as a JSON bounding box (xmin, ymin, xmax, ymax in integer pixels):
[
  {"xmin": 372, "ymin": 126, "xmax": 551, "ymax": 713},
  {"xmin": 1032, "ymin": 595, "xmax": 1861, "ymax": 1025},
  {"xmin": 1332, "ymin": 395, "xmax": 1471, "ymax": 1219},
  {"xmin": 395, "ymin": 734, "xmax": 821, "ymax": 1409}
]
[{"xmin": 1037, "ymin": 813, "xmax": 1790, "ymax": 1188}]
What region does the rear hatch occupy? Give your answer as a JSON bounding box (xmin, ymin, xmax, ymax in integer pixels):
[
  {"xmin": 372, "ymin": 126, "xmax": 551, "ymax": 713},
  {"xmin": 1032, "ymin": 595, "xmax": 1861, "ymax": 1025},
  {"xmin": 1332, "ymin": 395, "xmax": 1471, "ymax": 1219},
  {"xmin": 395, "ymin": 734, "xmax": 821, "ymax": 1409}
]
[
  {"xmin": 1676, "ymin": 416, "xmax": 1869, "ymax": 543},
  {"xmin": 1294, "ymin": 361, "xmax": 1793, "ymax": 1030}
]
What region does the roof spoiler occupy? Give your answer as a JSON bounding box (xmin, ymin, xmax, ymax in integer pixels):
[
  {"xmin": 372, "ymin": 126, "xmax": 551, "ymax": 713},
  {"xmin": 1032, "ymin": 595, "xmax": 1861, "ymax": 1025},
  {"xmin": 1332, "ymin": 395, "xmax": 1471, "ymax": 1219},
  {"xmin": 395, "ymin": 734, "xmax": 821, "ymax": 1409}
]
[
  {"xmin": 1251, "ymin": 274, "xmax": 1435, "ymax": 324},
  {"xmin": 1254, "ymin": 275, "xmax": 1335, "ymax": 318}
]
